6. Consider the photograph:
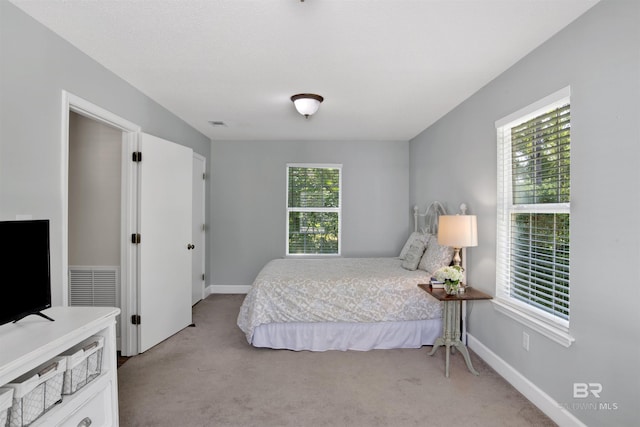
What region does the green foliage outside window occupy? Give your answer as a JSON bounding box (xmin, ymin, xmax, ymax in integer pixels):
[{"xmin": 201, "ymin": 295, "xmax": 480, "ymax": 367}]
[
  {"xmin": 287, "ymin": 167, "xmax": 340, "ymax": 254},
  {"xmin": 509, "ymin": 104, "xmax": 571, "ymax": 319},
  {"xmin": 511, "ymin": 213, "xmax": 570, "ymax": 318},
  {"xmin": 511, "ymin": 105, "xmax": 570, "ymax": 205},
  {"xmin": 288, "ymin": 212, "xmax": 339, "ymax": 254}
]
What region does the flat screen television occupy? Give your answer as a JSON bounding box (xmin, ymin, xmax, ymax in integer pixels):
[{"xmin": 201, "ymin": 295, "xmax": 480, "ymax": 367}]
[{"xmin": 0, "ymin": 219, "xmax": 54, "ymax": 326}]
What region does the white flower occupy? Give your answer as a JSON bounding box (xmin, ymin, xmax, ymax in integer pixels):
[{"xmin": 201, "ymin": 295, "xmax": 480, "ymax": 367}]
[{"xmin": 434, "ymin": 266, "xmax": 463, "ymax": 282}]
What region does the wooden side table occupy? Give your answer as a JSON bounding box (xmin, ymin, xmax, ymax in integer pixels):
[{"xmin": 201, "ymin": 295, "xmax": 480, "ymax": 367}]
[{"xmin": 418, "ymin": 284, "xmax": 492, "ymax": 377}]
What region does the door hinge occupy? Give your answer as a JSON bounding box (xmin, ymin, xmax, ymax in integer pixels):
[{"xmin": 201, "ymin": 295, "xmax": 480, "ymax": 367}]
[
  {"xmin": 202, "ymin": 172, "xmax": 206, "ymax": 180},
  {"xmin": 202, "ymin": 223, "xmax": 207, "ymax": 232},
  {"xmin": 131, "ymin": 233, "xmax": 141, "ymax": 244},
  {"xmin": 202, "ymin": 273, "xmax": 205, "ymax": 281},
  {"xmin": 131, "ymin": 314, "xmax": 141, "ymax": 325},
  {"xmin": 132, "ymin": 151, "xmax": 142, "ymax": 162}
]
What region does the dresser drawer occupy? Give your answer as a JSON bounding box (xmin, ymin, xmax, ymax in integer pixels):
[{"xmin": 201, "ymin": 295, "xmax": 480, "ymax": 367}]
[{"xmin": 59, "ymin": 382, "xmax": 113, "ymax": 427}]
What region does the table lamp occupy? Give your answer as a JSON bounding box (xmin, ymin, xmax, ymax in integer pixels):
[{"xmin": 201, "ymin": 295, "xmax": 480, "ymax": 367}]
[{"xmin": 437, "ymin": 214, "xmax": 478, "ymax": 268}]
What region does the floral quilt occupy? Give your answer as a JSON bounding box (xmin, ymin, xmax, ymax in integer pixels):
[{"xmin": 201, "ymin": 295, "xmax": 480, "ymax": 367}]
[{"xmin": 237, "ymin": 258, "xmax": 442, "ymax": 343}]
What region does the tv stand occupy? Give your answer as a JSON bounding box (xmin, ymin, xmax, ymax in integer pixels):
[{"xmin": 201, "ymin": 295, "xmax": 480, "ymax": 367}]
[
  {"xmin": 0, "ymin": 306, "xmax": 120, "ymax": 426},
  {"xmin": 14, "ymin": 311, "xmax": 55, "ymax": 323}
]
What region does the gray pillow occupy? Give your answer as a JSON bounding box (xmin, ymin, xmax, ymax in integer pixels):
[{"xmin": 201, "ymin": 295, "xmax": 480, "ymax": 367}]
[
  {"xmin": 399, "ymin": 232, "xmax": 429, "ymax": 259},
  {"xmin": 401, "ymin": 241, "xmax": 427, "ymax": 271},
  {"xmin": 418, "ymin": 238, "xmax": 454, "ymax": 274}
]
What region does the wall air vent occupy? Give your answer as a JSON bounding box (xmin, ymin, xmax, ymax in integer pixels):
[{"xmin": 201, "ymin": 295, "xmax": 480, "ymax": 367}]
[
  {"xmin": 208, "ymin": 121, "xmax": 227, "ymax": 127},
  {"xmin": 69, "ymin": 266, "xmax": 119, "ymax": 307},
  {"xmin": 69, "ymin": 266, "xmax": 121, "ymax": 338}
]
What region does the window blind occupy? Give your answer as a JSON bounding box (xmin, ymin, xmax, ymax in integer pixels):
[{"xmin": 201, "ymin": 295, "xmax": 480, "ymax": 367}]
[
  {"xmin": 288, "ymin": 167, "xmax": 340, "ymax": 208},
  {"xmin": 287, "ymin": 165, "xmax": 341, "ymax": 255},
  {"xmin": 496, "ymin": 98, "xmax": 571, "ymax": 323},
  {"xmin": 511, "ymin": 104, "xmax": 570, "ymax": 205}
]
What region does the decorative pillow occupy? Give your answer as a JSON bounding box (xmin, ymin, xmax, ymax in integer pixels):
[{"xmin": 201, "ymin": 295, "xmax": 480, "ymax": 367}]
[
  {"xmin": 401, "ymin": 241, "xmax": 427, "ymax": 271},
  {"xmin": 398, "ymin": 232, "xmax": 429, "ymax": 259},
  {"xmin": 418, "ymin": 237, "xmax": 455, "ymax": 274}
]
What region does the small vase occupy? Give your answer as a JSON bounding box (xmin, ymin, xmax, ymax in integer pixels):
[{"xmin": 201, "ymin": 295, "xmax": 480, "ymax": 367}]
[{"xmin": 444, "ymin": 280, "xmax": 459, "ymax": 295}]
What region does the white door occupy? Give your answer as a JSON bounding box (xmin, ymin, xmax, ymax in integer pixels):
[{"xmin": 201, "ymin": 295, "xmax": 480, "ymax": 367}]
[
  {"xmin": 138, "ymin": 133, "xmax": 193, "ymax": 352},
  {"xmin": 192, "ymin": 154, "xmax": 206, "ymax": 305}
]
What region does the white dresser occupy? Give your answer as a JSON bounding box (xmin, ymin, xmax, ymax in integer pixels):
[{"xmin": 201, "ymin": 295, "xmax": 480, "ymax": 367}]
[{"xmin": 0, "ymin": 306, "xmax": 120, "ymax": 427}]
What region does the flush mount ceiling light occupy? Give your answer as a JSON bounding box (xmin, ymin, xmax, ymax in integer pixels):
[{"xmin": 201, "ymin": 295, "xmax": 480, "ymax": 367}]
[{"xmin": 290, "ymin": 93, "xmax": 324, "ymax": 118}]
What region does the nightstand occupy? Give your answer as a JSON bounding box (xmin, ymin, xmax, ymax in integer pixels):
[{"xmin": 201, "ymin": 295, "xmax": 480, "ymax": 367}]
[{"xmin": 418, "ymin": 284, "xmax": 492, "ymax": 377}]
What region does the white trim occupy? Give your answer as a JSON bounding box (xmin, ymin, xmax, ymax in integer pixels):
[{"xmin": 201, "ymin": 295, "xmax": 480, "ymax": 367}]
[
  {"xmin": 286, "ymin": 162, "xmax": 342, "ymax": 169},
  {"xmin": 121, "ymin": 132, "xmax": 139, "ymax": 356},
  {"xmin": 467, "ymin": 334, "xmax": 586, "ymax": 427},
  {"xmin": 205, "ymin": 285, "xmax": 251, "ymax": 295},
  {"xmin": 495, "ymin": 86, "xmax": 571, "ymax": 128},
  {"xmin": 193, "ymin": 152, "xmax": 207, "ymax": 303},
  {"xmin": 492, "ymin": 300, "xmax": 574, "ymax": 347},
  {"xmin": 60, "ymin": 94, "xmax": 70, "ymax": 307},
  {"xmin": 285, "ymin": 254, "xmax": 342, "ymax": 259},
  {"xmin": 65, "ymin": 92, "xmax": 139, "ymax": 130},
  {"xmin": 61, "ymin": 90, "xmax": 141, "ymax": 356},
  {"xmin": 285, "ymin": 164, "xmax": 343, "ymax": 256},
  {"xmin": 495, "ymin": 87, "xmax": 572, "ymax": 339}
]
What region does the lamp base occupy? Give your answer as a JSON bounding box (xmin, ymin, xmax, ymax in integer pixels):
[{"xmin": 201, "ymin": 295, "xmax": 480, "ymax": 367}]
[{"xmin": 452, "ymin": 247, "xmax": 462, "ymax": 267}]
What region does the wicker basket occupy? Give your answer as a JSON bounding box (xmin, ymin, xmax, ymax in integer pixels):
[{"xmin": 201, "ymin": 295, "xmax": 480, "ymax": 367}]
[
  {"xmin": 2, "ymin": 357, "xmax": 66, "ymax": 427},
  {"xmin": 61, "ymin": 336, "xmax": 104, "ymax": 395},
  {"xmin": 0, "ymin": 388, "xmax": 14, "ymax": 427}
]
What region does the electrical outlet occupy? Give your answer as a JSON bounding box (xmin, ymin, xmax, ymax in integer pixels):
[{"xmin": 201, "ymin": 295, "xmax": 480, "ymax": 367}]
[{"xmin": 522, "ymin": 331, "xmax": 530, "ymax": 351}]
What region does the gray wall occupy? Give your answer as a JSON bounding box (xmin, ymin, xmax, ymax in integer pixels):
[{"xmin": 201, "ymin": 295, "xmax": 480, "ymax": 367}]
[
  {"xmin": 68, "ymin": 112, "xmax": 122, "ymax": 266},
  {"xmin": 409, "ymin": 1, "xmax": 639, "ymax": 425},
  {"xmin": 210, "ymin": 140, "xmax": 411, "ymax": 287},
  {"xmin": 0, "ymin": 1, "xmax": 211, "ymax": 305}
]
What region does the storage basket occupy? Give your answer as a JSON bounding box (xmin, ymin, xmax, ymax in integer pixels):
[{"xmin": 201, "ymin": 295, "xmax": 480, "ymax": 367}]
[
  {"xmin": 0, "ymin": 388, "xmax": 14, "ymax": 427},
  {"xmin": 61, "ymin": 336, "xmax": 104, "ymax": 395},
  {"xmin": 2, "ymin": 357, "xmax": 66, "ymax": 427}
]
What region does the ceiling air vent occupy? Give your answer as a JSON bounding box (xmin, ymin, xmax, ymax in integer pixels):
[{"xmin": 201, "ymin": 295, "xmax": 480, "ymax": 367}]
[{"xmin": 208, "ymin": 121, "xmax": 227, "ymax": 127}]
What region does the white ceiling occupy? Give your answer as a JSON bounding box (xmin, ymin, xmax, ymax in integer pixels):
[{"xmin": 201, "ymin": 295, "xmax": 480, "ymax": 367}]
[{"xmin": 10, "ymin": 0, "xmax": 598, "ymax": 142}]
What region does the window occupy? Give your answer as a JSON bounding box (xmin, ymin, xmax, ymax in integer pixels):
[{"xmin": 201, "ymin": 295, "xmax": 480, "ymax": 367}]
[
  {"xmin": 495, "ymin": 87, "xmax": 574, "ymax": 346},
  {"xmin": 286, "ymin": 164, "xmax": 341, "ymax": 256}
]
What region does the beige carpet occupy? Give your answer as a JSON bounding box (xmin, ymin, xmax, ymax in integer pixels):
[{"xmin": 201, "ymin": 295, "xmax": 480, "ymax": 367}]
[{"xmin": 117, "ymin": 294, "xmax": 555, "ymax": 427}]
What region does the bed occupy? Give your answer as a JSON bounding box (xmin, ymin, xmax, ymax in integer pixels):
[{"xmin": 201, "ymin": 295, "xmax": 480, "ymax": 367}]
[{"xmin": 237, "ymin": 202, "xmax": 455, "ymax": 351}]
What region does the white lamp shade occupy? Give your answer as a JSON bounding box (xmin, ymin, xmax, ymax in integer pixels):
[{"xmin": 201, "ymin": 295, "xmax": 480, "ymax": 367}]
[
  {"xmin": 438, "ymin": 215, "xmax": 478, "ymax": 248},
  {"xmin": 291, "ymin": 94, "xmax": 323, "ymax": 117}
]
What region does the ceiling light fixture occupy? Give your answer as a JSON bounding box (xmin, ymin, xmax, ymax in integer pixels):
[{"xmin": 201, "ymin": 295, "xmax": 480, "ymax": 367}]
[{"xmin": 290, "ymin": 93, "xmax": 324, "ymax": 118}]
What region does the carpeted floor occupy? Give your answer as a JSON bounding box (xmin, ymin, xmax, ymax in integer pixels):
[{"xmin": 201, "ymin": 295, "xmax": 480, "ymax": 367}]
[{"xmin": 117, "ymin": 294, "xmax": 556, "ymax": 427}]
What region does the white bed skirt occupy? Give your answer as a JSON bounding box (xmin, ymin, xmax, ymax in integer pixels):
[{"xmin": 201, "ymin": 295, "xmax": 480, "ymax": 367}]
[{"xmin": 251, "ymin": 318, "xmax": 442, "ymax": 352}]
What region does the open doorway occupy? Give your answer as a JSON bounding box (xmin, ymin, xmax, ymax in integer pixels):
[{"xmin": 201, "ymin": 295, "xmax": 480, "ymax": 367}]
[
  {"xmin": 68, "ymin": 111, "xmax": 123, "ymax": 347},
  {"xmin": 62, "ymin": 91, "xmax": 141, "ymax": 356}
]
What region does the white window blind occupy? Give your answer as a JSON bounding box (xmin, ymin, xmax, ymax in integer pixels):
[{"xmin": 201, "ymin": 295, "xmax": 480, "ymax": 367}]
[
  {"xmin": 496, "ymin": 88, "xmax": 571, "ymax": 334},
  {"xmin": 286, "ymin": 164, "xmax": 341, "ymax": 255}
]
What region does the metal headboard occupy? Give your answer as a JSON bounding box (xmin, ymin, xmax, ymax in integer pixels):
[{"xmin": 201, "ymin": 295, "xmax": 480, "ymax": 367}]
[{"xmin": 413, "ymin": 201, "xmax": 448, "ymax": 234}]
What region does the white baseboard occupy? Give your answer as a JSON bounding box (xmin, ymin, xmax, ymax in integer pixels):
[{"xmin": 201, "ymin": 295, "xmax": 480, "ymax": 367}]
[
  {"xmin": 467, "ymin": 334, "xmax": 586, "ymax": 427},
  {"xmin": 204, "ymin": 285, "xmax": 251, "ymax": 296}
]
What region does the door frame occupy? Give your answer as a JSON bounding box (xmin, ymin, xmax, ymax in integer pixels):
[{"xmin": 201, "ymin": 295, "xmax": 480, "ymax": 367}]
[
  {"xmin": 192, "ymin": 153, "xmax": 206, "ymax": 304},
  {"xmin": 61, "ymin": 91, "xmax": 141, "ymax": 356}
]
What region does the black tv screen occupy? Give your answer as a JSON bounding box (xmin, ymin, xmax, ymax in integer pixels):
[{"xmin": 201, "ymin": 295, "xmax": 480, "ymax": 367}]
[{"xmin": 0, "ymin": 219, "xmax": 52, "ymax": 326}]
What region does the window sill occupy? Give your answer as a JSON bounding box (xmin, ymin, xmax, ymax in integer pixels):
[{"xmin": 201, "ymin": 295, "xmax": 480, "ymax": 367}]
[
  {"xmin": 492, "ymin": 299, "xmax": 575, "ymax": 348},
  {"xmin": 285, "ymin": 254, "xmax": 342, "ymax": 258}
]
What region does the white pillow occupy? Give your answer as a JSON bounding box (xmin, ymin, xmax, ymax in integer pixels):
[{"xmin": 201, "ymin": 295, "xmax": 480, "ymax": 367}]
[
  {"xmin": 398, "ymin": 232, "xmax": 429, "ymax": 259},
  {"xmin": 401, "ymin": 241, "xmax": 427, "ymax": 271},
  {"xmin": 418, "ymin": 238, "xmax": 454, "ymax": 274}
]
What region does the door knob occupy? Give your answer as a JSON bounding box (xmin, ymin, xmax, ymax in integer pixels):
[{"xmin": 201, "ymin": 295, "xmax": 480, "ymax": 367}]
[{"xmin": 187, "ymin": 244, "xmax": 195, "ymax": 250}]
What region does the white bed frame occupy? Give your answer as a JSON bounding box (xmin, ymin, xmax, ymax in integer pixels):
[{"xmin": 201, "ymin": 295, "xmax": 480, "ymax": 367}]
[
  {"xmin": 414, "ymin": 201, "xmax": 447, "ymax": 233},
  {"xmin": 251, "ymin": 202, "xmax": 456, "ymax": 352}
]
